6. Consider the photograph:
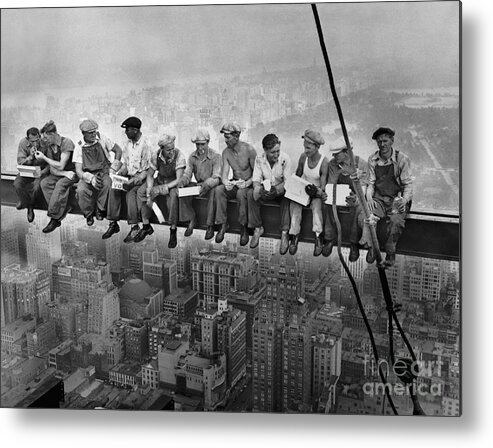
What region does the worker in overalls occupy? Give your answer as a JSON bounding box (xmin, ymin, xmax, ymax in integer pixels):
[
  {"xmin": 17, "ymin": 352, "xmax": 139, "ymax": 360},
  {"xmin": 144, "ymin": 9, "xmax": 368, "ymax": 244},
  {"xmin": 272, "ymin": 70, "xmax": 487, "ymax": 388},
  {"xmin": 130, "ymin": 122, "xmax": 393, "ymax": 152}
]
[
  {"xmin": 288, "ymin": 129, "xmax": 329, "ymax": 257},
  {"xmin": 134, "ymin": 133, "xmax": 186, "ymax": 248},
  {"xmin": 354, "ymin": 127, "xmax": 413, "ymax": 267},
  {"xmin": 73, "ymin": 119, "xmax": 123, "ymax": 239},
  {"xmin": 14, "ymin": 127, "xmax": 49, "ymax": 223},
  {"xmin": 322, "ymin": 136, "xmax": 368, "ymax": 259}
]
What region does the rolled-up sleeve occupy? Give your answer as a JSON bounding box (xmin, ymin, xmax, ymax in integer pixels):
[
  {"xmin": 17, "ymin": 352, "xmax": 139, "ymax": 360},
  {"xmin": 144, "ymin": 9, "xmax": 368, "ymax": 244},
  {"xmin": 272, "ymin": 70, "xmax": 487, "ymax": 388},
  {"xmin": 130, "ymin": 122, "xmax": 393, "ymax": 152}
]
[
  {"xmin": 175, "ymin": 151, "xmax": 186, "ymax": 171},
  {"xmin": 398, "ymin": 156, "xmax": 414, "ymax": 202},
  {"xmin": 252, "ymin": 158, "xmax": 263, "ymax": 185},
  {"xmin": 72, "ymin": 144, "xmax": 83, "ymax": 164}
]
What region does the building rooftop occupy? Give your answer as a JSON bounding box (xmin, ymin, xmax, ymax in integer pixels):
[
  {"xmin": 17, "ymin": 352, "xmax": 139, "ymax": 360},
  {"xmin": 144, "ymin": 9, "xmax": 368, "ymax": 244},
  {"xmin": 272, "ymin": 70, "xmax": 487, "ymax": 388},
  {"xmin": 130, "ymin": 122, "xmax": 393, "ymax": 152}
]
[
  {"xmin": 163, "ymin": 288, "xmax": 197, "ymax": 304},
  {"xmin": 119, "ymin": 278, "xmax": 156, "ymax": 304}
]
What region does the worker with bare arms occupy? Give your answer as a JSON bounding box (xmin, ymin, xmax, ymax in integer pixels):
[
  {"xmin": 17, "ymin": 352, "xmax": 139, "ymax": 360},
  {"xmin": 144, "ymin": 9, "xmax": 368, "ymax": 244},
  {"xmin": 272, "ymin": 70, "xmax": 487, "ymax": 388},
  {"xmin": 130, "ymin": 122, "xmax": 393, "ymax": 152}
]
[{"xmin": 214, "ymin": 122, "xmax": 257, "ymax": 246}]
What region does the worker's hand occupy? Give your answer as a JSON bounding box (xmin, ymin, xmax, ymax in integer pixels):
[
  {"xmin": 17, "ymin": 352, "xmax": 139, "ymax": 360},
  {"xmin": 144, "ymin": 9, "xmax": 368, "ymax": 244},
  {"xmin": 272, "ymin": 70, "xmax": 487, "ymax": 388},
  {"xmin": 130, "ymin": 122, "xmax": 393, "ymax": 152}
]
[
  {"xmin": 146, "ymin": 197, "xmax": 154, "ymax": 208},
  {"xmin": 305, "ymin": 184, "xmax": 318, "ymax": 198},
  {"xmin": 396, "ymin": 199, "xmax": 406, "ymax": 213},
  {"xmin": 366, "ymin": 191, "xmax": 376, "ymax": 212},
  {"xmin": 34, "ymin": 151, "xmax": 45, "ymax": 161},
  {"xmin": 200, "ymin": 178, "xmax": 215, "ymax": 195},
  {"xmin": 349, "ymin": 168, "xmax": 363, "ymax": 181},
  {"xmin": 110, "ymin": 160, "xmax": 122, "ymax": 174},
  {"xmin": 364, "ymin": 214, "xmax": 380, "ymax": 226},
  {"xmin": 274, "ymin": 183, "xmax": 285, "ymax": 196},
  {"xmin": 263, "ymin": 188, "xmax": 277, "ymax": 201},
  {"xmin": 237, "ymin": 179, "xmax": 247, "ymax": 189},
  {"xmin": 319, "ymin": 189, "xmax": 328, "ymax": 202},
  {"xmin": 91, "ymin": 174, "xmax": 103, "ymax": 190},
  {"xmin": 253, "ymin": 185, "xmax": 262, "ymax": 201},
  {"xmin": 64, "ymin": 171, "xmax": 76, "ymax": 181},
  {"xmin": 225, "ymin": 181, "xmax": 235, "ymax": 191},
  {"xmin": 345, "ymin": 192, "xmax": 357, "ymax": 206}
]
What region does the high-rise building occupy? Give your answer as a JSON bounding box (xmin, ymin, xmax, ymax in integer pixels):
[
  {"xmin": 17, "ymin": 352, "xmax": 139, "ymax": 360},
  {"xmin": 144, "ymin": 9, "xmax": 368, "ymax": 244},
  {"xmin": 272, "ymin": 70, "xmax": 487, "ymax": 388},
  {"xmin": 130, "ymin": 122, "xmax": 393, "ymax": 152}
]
[
  {"xmin": 119, "ymin": 278, "xmax": 163, "ymax": 320},
  {"xmin": 252, "ymin": 316, "xmax": 282, "ymax": 413},
  {"xmin": 26, "ymin": 224, "xmax": 61, "ymax": 290},
  {"xmin": 311, "ymin": 333, "xmax": 342, "ymax": 403},
  {"xmin": 1, "ymin": 264, "xmax": 51, "ymax": 324},
  {"xmin": 26, "ymin": 320, "xmax": 58, "ymax": 357},
  {"xmin": 1, "ymin": 228, "xmax": 19, "ymax": 269},
  {"xmin": 126, "ymin": 240, "xmax": 157, "ymax": 278},
  {"xmin": 217, "ymin": 307, "xmax": 247, "ymax": 387},
  {"xmin": 52, "ymin": 256, "xmax": 112, "ymax": 303},
  {"xmin": 143, "ymin": 258, "xmax": 177, "ymax": 296},
  {"xmin": 281, "ymin": 313, "xmax": 313, "ymax": 412},
  {"xmin": 258, "ymin": 238, "xmax": 278, "ymax": 274},
  {"xmin": 77, "ymin": 224, "xmax": 122, "ymax": 274},
  {"xmin": 265, "ymin": 254, "xmax": 304, "ymax": 325},
  {"xmin": 61, "ymin": 241, "xmax": 88, "ymax": 259},
  {"xmin": 191, "ymin": 248, "xmax": 258, "ymax": 308},
  {"xmin": 340, "ymin": 247, "xmax": 367, "ymax": 281},
  {"xmin": 170, "ymin": 237, "xmax": 191, "ymax": 277},
  {"xmin": 87, "ymin": 284, "xmax": 120, "ymax": 335}
]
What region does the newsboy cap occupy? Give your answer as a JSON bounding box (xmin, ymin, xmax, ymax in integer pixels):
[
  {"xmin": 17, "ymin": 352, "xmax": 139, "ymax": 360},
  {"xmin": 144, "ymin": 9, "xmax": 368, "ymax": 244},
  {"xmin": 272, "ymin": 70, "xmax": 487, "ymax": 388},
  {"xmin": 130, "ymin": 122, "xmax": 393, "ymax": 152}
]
[
  {"xmin": 329, "ymin": 136, "xmax": 352, "ymax": 154},
  {"xmin": 191, "ymin": 129, "xmax": 210, "ymax": 143},
  {"xmin": 40, "ymin": 120, "xmax": 57, "ymax": 134},
  {"xmin": 158, "ymin": 134, "xmax": 176, "ymax": 147},
  {"xmin": 220, "ymin": 122, "xmax": 241, "ymax": 134},
  {"xmin": 371, "ymin": 127, "xmax": 395, "ymax": 140},
  {"xmin": 302, "ymin": 129, "xmax": 325, "ymax": 146},
  {"xmin": 121, "ymin": 116, "xmax": 142, "ymax": 130},
  {"xmin": 79, "ymin": 119, "xmax": 99, "ymax": 133}
]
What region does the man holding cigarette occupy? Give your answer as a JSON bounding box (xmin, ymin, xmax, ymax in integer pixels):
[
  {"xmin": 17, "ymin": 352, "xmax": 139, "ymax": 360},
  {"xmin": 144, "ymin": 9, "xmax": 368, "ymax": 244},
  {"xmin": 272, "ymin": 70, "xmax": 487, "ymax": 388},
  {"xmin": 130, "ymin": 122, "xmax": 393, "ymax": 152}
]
[{"xmin": 248, "ymin": 133, "xmax": 291, "ymax": 252}]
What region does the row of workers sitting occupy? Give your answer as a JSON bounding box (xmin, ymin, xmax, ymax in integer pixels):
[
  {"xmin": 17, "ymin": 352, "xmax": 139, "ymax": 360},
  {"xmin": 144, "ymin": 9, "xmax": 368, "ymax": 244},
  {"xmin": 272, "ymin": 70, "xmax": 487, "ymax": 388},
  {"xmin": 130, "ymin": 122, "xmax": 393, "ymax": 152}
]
[{"xmin": 14, "ymin": 117, "xmax": 412, "ymax": 267}]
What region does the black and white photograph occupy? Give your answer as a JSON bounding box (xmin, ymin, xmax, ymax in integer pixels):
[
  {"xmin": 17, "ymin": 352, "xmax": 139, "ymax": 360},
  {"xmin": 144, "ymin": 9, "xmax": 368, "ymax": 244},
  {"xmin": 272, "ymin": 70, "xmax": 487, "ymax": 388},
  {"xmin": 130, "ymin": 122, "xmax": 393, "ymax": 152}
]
[{"xmin": 1, "ymin": 0, "xmax": 462, "ymax": 426}]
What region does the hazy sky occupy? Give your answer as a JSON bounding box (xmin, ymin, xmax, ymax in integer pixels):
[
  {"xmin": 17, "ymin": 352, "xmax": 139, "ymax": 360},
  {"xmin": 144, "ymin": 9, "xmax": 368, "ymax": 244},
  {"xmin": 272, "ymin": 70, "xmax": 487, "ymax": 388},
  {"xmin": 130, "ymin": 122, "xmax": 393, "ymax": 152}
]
[{"xmin": 1, "ymin": 1, "xmax": 459, "ymax": 95}]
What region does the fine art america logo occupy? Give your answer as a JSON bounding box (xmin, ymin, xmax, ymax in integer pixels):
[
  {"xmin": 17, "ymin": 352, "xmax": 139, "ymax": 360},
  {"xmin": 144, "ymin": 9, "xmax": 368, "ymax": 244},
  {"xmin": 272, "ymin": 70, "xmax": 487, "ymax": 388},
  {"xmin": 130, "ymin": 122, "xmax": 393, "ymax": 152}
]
[{"xmin": 362, "ymin": 355, "xmax": 443, "ymax": 397}]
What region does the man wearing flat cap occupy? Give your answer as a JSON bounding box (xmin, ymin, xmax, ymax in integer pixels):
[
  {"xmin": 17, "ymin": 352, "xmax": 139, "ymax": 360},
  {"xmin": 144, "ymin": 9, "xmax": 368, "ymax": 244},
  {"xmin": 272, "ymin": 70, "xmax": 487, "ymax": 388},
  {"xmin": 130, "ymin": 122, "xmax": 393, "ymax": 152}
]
[
  {"xmin": 14, "ymin": 127, "xmax": 49, "ymax": 223},
  {"xmin": 135, "ymin": 133, "xmax": 186, "ymax": 248},
  {"xmin": 214, "ymin": 122, "xmax": 257, "ymax": 246},
  {"xmin": 354, "ymin": 126, "xmax": 413, "ymax": 267},
  {"xmin": 34, "ymin": 120, "xmax": 77, "ymax": 233},
  {"xmin": 288, "ymin": 129, "xmax": 329, "ymax": 256},
  {"xmin": 177, "ymin": 129, "xmax": 222, "ymax": 239},
  {"xmin": 248, "ymin": 133, "xmax": 292, "ymax": 252},
  {"xmin": 73, "ymin": 119, "xmax": 123, "ymax": 239},
  {"xmin": 322, "ymin": 136, "xmax": 368, "ymax": 259},
  {"xmin": 117, "ymin": 116, "xmax": 153, "ymax": 243}
]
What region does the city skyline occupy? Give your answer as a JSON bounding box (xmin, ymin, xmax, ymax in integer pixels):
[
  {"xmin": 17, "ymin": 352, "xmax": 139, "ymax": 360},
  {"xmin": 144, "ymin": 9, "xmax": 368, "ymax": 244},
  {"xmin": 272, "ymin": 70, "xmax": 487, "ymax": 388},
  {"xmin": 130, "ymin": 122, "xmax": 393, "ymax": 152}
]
[{"xmin": 0, "ymin": 1, "xmax": 460, "ymax": 416}]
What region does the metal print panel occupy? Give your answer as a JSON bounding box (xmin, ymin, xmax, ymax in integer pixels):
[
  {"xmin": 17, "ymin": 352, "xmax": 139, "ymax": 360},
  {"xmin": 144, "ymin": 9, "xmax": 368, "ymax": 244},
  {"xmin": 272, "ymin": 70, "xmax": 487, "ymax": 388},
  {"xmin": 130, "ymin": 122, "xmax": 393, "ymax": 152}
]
[{"xmin": 0, "ymin": 1, "xmax": 460, "ymax": 415}]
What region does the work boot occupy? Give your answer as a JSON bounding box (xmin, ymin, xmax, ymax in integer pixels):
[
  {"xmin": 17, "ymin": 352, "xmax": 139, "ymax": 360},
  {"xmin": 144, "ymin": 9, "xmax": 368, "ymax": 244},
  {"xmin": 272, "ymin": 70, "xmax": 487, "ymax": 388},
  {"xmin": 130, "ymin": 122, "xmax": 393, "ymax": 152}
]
[
  {"xmin": 16, "ymin": 201, "xmax": 23, "ymax": 210},
  {"xmin": 134, "ymin": 224, "xmax": 154, "ymax": 243},
  {"xmin": 204, "ymin": 226, "xmax": 215, "ymax": 240},
  {"xmin": 215, "ymin": 223, "xmax": 229, "ymax": 244},
  {"xmin": 102, "ymin": 221, "xmax": 120, "ymax": 240},
  {"xmin": 95, "ymin": 209, "xmax": 105, "ymax": 221},
  {"xmin": 322, "ymin": 239, "xmax": 335, "ymax": 258},
  {"xmin": 289, "ymin": 234, "xmax": 300, "ymax": 256},
  {"xmin": 27, "ymin": 208, "xmax": 35, "ymax": 223},
  {"xmin": 250, "ymin": 226, "xmax": 264, "ymax": 249},
  {"xmin": 349, "ymin": 243, "xmax": 360, "ymax": 262},
  {"xmin": 313, "ymin": 234, "xmax": 324, "ymax": 257},
  {"xmin": 124, "ymin": 225, "xmax": 140, "ymax": 243},
  {"xmin": 184, "ymin": 218, "xmax": 195, "ymax": 237},
  {"xmin": 168, "ymin": 228, "xmax": 178, "ymax": 249},
  {"xmin": 384, "ymin": 252, "xmax": 396, "ymax": 268},
  {"xmin": 366, "ymin": 247, "xmax": 376, "ymax": 264},
  {"xmin": 240, "ymin": 225, "xmax": 249, "ymax": 247},
  {"xmin": 42, "ymin": 218, "xmax": 61, "ymax": 234},
  {"xmin": 280, "ymin": 231, "xmax": 289, "ymax": 255},
  {"xmin": 86, "ymin": 215, "xmax": 95, "ymax": 226}
]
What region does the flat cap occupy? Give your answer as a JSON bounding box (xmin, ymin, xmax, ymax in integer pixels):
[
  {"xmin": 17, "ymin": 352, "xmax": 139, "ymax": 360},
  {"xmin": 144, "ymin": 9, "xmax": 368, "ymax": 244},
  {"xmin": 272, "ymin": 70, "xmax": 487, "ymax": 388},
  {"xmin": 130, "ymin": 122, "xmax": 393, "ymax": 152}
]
[
  {"xmin": 191, "ymin": 129, "xmax": 210, "ymax": 143},
  {"xmin": 302, "ymin": 129, "xmax": 325, "ymax": 146},
  {"xmin": 329, "ymin": 136, "xmax": 352, "ymax": 154},
  {"xmin": 158, "ymin": 134, "xmax": 176, "ymax": 147},
  {"xmin": 121, "ymin": 116, "xmax": 142, "ymax": 129},
  {"xmin": 220, "ymin": 122, "xmax": 241, "ymax": 134},
  {"xmin": 372, "ymin": 126, "xmax": 395, "ymax": 140},
  {"xmin": 41, "ymin": 120, "xmax": 57, "ymax": 134},
  {"xmin": 79, "ymin": 119, "xmax": 99, "ymax": 133}
]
